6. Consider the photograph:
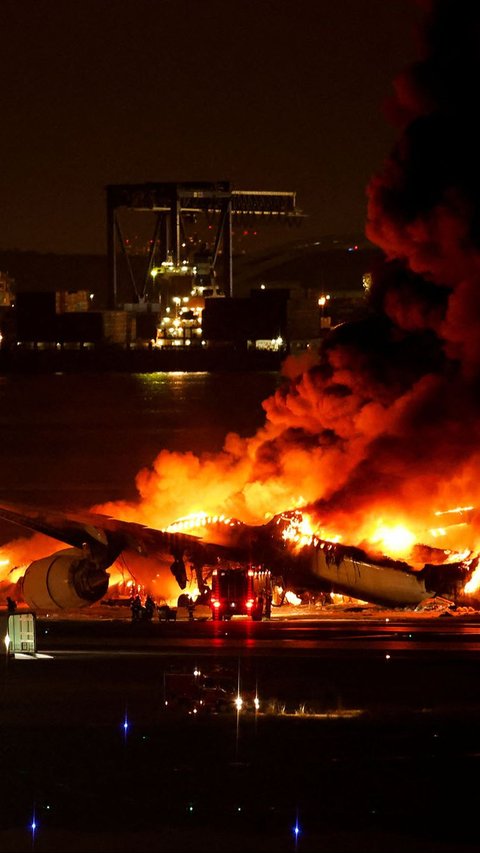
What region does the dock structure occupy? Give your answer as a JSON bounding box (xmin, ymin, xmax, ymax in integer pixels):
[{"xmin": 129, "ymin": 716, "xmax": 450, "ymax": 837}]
[{"xmin": 106, "ymin": 181, "xmax": 303, "ymax": 308}]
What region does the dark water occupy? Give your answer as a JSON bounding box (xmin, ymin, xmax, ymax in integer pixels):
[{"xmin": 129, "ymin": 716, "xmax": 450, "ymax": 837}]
[{"xmin": 0, "ymin": 370, "xmax": 280, "ymax": 540}]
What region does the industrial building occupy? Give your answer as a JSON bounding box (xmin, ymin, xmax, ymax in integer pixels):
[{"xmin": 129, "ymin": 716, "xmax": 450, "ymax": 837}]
[{"xmin": 0, "ymin": 181, "xmax": 377, "ymax": 366}]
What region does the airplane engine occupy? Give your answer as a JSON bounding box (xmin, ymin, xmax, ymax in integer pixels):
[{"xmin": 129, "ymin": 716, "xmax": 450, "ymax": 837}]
[{"xmin": 20, "ymin": 547, "xmax": 110, "ymax": 611}]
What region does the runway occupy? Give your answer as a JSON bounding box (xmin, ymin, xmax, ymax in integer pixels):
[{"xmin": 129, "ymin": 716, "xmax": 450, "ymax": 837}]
[
  {"xmin": 2, "ymin": 609, "xmax": 480, "ymax": 852},
  {"xmin": 32, "ymin": 605, "xmax": 480, "ymax": 657}
]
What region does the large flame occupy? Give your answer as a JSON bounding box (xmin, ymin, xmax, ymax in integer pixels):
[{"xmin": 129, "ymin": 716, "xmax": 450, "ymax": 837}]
[
  {"xmin": 369, "ymin": 523, "xmax": 416, "ymax": 558},
  {"xmin": 0, "ymin": 533, "xmax": 62, "ymax": 588}
]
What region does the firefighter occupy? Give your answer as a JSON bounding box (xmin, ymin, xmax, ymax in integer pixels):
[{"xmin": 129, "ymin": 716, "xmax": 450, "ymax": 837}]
[
  {"xmin": 265, "ymin": 593, "xmax": 272, "ymax": 619},
  {"xmin": 143, "ymin": 594, "xmax": 155, "ymax": 621},
  {"xmin": 130, "ymin": 594, "xmax": 143, "ymax": 622}
]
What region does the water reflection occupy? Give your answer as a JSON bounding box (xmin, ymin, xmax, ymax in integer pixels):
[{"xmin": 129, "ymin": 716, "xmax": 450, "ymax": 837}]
[{"xmin": 0, "ymin": 370, "xmax": 280, "ymax": 514}]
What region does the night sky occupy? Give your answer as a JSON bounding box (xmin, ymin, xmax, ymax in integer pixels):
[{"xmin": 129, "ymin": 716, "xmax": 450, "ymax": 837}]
[{"xmin": 0, "ymin": 0, "xmax": 422, "ymax": 256}]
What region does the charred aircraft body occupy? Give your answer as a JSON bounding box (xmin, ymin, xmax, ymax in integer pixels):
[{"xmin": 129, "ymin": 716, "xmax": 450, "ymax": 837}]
[
  {"xmin": 310, "ymin": 540, "xmax": 474, "ymax": 608},
  {"xmin": 0, "ymin": 502, "xmax": 476, "ymax": 611}
]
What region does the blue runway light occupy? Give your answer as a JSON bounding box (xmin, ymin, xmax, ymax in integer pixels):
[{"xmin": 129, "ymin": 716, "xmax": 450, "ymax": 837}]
[
  {"xmin": 293, "ymin": 812, "xmax": 301, "ymax": 848},
  {"xmin": 30, "ymin": 810, "xmax": 37, "ymax": 844}
]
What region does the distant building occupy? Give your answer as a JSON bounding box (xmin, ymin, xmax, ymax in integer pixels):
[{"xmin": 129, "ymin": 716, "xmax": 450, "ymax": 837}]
[
  {"xmin": 56, "ymin": 290, "xmax": 91, "ymax": 313},
  {"xmin": 0, "ymin": 239, "xmax": 379, "ymax": 354},
  {"xmin": 202, "ymin": 286, "xmax": 323, "ymax": 353},
  {"xmin": 13, "ymin": 291, "xmax": 137, "ymax": 348},
  {"xmin": 0, "ymin": 271, "xmax": 15, "ymax": 307}
]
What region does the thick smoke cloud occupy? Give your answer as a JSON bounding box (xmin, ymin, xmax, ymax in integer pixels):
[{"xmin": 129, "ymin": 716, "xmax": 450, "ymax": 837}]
[{"xmin": 95, "ymin": 0, "xmax": 480, "ymax": 556}]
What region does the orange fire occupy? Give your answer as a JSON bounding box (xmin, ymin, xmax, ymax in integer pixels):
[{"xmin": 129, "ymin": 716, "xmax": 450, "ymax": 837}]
[
  {"xmin": 0, "ymin": 533, "xmax": 63, "ymax": 586},
  {"xmin": 279, "ymin": 511, "xmax": 341, "ymax": 549},
  {"xmin": 368, "ymin": 523, "xmax": 416, "ymax": 557},
  {"xmin": 463, "ymin": 564, "xmax": 480, "ymax": 595}
]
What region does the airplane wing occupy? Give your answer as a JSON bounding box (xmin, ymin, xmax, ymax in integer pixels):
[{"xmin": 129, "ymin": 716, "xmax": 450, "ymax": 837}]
[
  {"xmin": 0, "ymin": 500, "xmax": 204, "ymax": 555},
  {"xmin": 0, "ymin": 500, "xmax": 236, "ymax": 607}
]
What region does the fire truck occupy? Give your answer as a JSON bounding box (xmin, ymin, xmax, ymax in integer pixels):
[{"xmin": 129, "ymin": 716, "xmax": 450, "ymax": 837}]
[{"xmin": 210, "ymin": 565, "xmax": 273, "ymax": 620}]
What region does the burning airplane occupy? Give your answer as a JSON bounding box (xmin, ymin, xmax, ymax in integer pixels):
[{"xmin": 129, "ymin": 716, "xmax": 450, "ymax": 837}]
[
  {"xmin": 3, "ymin": 1, "xmax": 480, "ymax": 614},
  {"xmin": 0, "ymin": 502, "xmax": 478, "ymax": 612}
]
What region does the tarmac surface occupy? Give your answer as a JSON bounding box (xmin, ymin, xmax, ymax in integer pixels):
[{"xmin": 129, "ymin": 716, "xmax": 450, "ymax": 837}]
[{"xmin": 1, "ymin": 604, "xmax": 480, "ymax": 852}]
